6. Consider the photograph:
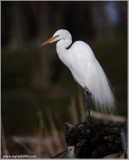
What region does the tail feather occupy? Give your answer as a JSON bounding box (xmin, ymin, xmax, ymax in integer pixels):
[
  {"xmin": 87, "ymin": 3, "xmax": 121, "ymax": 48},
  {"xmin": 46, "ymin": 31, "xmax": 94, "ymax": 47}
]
[{"xmin": 87, "ymin": 60, "xmax": 116, "ymax": 113}]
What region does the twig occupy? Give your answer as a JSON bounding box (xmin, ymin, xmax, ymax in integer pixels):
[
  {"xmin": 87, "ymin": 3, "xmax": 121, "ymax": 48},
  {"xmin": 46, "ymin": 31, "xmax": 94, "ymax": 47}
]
[
  {"xmin": 90, "ymin": 110, "xmax": 127, "ymax": 123},
  {"xmin": 1, "ymin": 120, "xmax": 9, "ymax": 156},
  {"xmin": 69, "ymin": 96, "xmax": 79, "ymax": 124},
  {"xmin": 78, "ymin": 86, "xmax": 84, "ymax": 122},
  {"xmin": 47, "ymin": 108, "xmax": 63, "ymax": 154},
  {"xmin": 36, "ymin": 110, "xmax": 44, "ymax": 158}
]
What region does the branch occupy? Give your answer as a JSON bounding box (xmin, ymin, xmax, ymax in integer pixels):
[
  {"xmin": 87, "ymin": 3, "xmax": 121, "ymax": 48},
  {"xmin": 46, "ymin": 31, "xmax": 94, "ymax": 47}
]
[
  {"xmin": 90, "ymin": 110, "xmax": 127, "ymax": 123},
  {"xmin": 64, "ymin": 122, "xmax": 127, "ymax": 158}
]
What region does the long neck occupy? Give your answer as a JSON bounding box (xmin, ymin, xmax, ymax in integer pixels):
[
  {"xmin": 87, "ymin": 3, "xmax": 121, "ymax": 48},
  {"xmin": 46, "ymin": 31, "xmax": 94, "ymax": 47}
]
[
  {"xmin": 56, "ymin": 38, "xmax": 72, "ymax": 53},
  {"xmin": 56, "ymin": 38, "xmax": 72, "ymax": 67}
]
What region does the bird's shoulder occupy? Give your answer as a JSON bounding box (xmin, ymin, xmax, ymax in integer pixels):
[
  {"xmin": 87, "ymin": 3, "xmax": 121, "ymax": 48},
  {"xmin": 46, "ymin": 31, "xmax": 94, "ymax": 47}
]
[
  {"xmin": 72, "ymin": 40, "xmax": 89, "ymax": 47},
  {"xmin": 71, "ymin": 41, "xmax": 92, "ymax": 52},
  {"xmin": 69, "ymin": 40, "xmax": 93, "ymax": 57},
  {"xmin": 73, "ymin": 40, "xmax": 90, "ymax": 47}
]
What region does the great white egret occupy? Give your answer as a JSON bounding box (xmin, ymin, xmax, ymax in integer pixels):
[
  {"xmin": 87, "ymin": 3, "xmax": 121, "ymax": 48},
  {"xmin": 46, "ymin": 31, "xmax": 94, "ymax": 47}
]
[{"xmin": 40, "ymin": 29, "xmax": 116, "ymax": 123}]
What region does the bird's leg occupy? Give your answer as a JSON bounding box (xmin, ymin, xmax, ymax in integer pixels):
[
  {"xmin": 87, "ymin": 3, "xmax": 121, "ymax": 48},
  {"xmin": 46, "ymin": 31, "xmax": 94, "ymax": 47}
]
[
  {"xmin": 84, "ymin": 87, "xmax": 91, "ymax": 123},
  {"xmin": 87, "ymin": 92, "xmax": 91, "ymax": 123},
  {"xmin": 84, "ymin": 89, "xmax": 87, "ymax": 123}
]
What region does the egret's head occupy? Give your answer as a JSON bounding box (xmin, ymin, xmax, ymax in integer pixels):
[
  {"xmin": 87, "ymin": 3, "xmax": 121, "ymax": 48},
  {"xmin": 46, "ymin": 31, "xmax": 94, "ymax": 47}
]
[{"xmin": 40, "ymin": 29, "xmax": 72, "ymax": 47}]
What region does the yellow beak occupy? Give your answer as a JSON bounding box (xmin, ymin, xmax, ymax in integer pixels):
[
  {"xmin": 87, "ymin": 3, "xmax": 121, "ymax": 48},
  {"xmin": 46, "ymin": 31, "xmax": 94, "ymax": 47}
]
[{"xmin": 40, "ymin": 36, "xmax": 55, "ymax": 47}]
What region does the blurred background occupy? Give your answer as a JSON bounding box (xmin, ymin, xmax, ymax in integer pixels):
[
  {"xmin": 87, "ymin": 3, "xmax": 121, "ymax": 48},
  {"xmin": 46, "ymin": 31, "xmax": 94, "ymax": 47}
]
[{"xmin": 1, "ymin": 1, "xmax": 127, "ymax": 158}]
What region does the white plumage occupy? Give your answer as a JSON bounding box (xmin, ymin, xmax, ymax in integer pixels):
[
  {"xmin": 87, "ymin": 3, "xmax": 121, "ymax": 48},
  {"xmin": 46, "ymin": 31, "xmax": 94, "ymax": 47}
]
[{"xmin": 40, "ymin": 29, "xmax": 115, "ymax": 115}]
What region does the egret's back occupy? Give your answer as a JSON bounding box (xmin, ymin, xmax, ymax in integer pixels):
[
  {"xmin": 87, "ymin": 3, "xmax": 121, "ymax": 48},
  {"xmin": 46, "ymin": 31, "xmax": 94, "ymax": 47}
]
[{"xmin": 68, "ymin": 41, "xmax": 115, "ymax": 112}]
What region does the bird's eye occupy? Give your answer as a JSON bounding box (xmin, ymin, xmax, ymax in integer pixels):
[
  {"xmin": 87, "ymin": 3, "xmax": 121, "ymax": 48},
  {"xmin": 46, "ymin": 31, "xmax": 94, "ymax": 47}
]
[{"xmin": 54, "ymin": 35, "xmax": 59, "ymax": 39}]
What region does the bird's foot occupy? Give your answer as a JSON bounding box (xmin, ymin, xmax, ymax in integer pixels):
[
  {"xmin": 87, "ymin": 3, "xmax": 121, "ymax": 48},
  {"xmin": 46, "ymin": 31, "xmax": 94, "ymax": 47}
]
[
  {"xmin": 88, "ymin": 117, "xmax": 92, "ymax": 124},
  {"xmin": 83, "ymin": 118, "xmax": 92, "ymax": 124}
]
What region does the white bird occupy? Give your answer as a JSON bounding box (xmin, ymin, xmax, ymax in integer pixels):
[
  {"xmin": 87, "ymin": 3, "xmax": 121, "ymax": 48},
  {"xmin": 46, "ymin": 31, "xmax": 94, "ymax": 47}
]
[{"xmin": 40, "ymin": 29, "xmax": 115, "ymax": 123}]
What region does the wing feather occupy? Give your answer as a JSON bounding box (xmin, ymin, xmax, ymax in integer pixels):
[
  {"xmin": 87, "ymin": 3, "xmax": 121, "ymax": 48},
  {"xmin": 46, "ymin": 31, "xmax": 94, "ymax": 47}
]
[{"xmin": 68, "ymin": 41, "xmax": 115, "ymax": 112}]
